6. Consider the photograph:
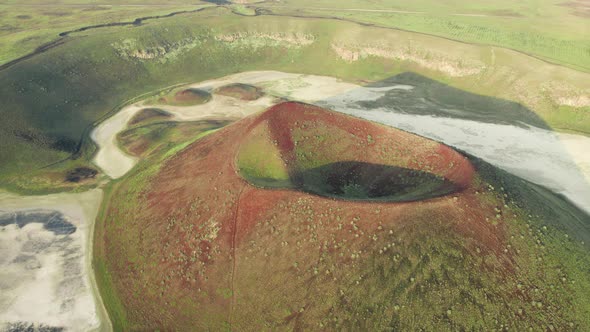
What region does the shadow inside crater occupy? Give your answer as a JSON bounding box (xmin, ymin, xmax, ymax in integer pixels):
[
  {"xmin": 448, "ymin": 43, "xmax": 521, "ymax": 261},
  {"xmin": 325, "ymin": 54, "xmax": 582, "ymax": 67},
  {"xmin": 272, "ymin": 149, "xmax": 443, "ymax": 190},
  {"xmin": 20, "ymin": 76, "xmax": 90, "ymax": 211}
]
[
  {"xmin": 295, "ymin": 161, "xmax": 460, "ymax": 202},
  {"xmin": 247, "ymin": 161, "xmax": 461, "ymax": 202}
]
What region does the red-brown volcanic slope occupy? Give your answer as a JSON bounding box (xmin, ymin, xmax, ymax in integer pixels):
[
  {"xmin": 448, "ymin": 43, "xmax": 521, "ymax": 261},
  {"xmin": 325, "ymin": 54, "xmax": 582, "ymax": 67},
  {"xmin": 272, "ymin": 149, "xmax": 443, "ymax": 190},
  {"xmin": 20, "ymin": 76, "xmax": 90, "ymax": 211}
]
[{"xmin": 102, "ymin": 102, "xmax": 514, "ymax": 330}]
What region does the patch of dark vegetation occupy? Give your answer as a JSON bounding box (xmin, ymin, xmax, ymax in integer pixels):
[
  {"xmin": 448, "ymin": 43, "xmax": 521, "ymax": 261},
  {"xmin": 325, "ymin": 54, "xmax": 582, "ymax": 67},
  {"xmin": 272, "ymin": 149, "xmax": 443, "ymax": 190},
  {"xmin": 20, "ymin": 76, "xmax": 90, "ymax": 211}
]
[
  {"xmin": 129, "ymin": 108, "xmax": 172, "ymax": 126},
  {"xmin": 296, "ymin": 161, "xmax": 459, "ymax": 201},
  {"xmin": 214, "ymin": 83, "xmax": 264, "ymax": 101},
  {"xmin": 355, "ymin": 72, "xmax": 549, "ymax": 129},
  {"xmin": 43, "ymin": 11, "xmax": 72, "ymax": 17},
  {"xmin": 487, "ymin": 9, "xmax": 524, "ymax": 17},
  {"xmin": 16, "ymin": 15, "xmax": 32, "ymax": 20},
  {"xmin": 14, "ymin": 130, "xmax": 78, "ymax": 153},
  {"xmin": 65, "ymin": 167, "xmax": 98, "ymax": 183},
  {"xmin": 50, "ymin": 137, "xmax": 78, "ymax": 153},
  {"xmin": 82, "ymin": 6, "xmax": 111, "ymax": 12},
  {"xmin": 0, "ymin": 210, "xmax": 76, "ymax": 235},
  {"xmin": 0, "ymin": 24, "xmax": 17, "ymax": 32},
  {"xmin": 202, "ymin": 0, "xmax": 231, "ymax": 4},
  {"xmin": 254, "ymin": 8, "xmax": 273, "ymax": 15},
  {"xmin": 13, "ymin": 129, "xmax": 41, "ymax": 144}
]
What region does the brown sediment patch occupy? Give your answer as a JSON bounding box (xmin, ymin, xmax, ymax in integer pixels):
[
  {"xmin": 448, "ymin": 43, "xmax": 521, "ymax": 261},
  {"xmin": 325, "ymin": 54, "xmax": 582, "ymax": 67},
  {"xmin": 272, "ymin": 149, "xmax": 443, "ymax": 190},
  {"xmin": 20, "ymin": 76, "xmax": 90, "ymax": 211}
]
[
  {"xmin": 157, "ymin": 88, "xmax": 212, "ymax": 106},
  {"xmin": 486, "ymin": 9, "xmax": 524, "ymax": 17},
  {"xmin": 43, "ymin": 11, "xmax": 72, "ymax": 17},
  {"xmin": 572, "ymin": 10, "xmax": 590, "ymax": 17},
  {"xmin": 558, "ymin": 0, "xmax": 590, "ymax": 16},
  {"xmin": 128, "ymin": 108, "xmax": 171, "ymax": 126},
  {"xmin": 173, "ymin": 88, "xmax": 211, "ymax": 104},
  {"xmin": 214, "ymin": 83, "xmax": 264, "ymax": 101},
  {"xmin": 559, "ymin": 0, "xmax": 590, "ymax": 8},
  {"xmin": 65, "ymin": 167, "xmax": 98, "ymax": 183}
]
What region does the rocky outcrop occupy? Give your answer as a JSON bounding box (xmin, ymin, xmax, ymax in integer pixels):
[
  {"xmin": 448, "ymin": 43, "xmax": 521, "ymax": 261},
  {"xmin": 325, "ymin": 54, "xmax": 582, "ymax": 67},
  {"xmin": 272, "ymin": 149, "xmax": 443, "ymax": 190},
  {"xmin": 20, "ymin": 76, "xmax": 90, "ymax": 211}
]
[
  {"xmin": 215, "ymin": 32, "xmax": 315, "ymax": 49},
  {"xmin": 542, "ymin": 81, "xmax": 590, "ymax": 107},
  {"xmin": 112, "ymin": 36, "xmax": 203, "ymax": 63},
  {"xmin": 332, "ymin": 43, "xmax": 485, "ymax": 77}
]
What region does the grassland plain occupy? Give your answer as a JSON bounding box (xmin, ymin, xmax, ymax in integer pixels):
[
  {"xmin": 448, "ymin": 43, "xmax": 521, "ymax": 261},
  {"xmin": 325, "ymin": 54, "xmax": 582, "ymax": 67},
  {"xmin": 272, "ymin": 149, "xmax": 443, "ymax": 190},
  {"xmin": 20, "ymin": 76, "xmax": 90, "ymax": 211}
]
[
  {"xmin": 0, "ymin": 6, "xmax": 589, "ymax": 194},
  {"xmin": 3, "ymin": 1, "xmax": 588, "ymax": 71},
  {"xmin": 95, "ymin": 102, "xmax": 590, "ymax": 331},
  {"xmin": 258, "ymin": 0, "xmax": 590, "ymax": 71},
  {"xmin": 0, "ymin": 2, "xmax": 206, "ymax": 65}
]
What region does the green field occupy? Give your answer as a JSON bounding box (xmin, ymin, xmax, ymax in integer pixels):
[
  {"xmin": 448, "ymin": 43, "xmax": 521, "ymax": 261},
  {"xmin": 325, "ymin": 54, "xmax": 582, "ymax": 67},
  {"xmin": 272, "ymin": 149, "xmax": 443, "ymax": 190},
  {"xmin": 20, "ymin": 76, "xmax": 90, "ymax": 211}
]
[
  {"xmin": 1, "ymin": 1, "xmax": 588, "ymax": 71},
  {"xmin": 0, "ymin": 2, "xmax": 206, "ymax": 66},
  {"xmin": 260, "ymin": 0, "xmax": 590, "ymax": 71}
]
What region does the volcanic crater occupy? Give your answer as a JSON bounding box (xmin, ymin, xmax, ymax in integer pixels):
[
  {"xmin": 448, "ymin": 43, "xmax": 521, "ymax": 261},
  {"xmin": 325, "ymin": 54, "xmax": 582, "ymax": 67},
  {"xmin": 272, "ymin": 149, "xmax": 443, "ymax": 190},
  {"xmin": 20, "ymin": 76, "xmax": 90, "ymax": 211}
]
[{"xmin": 237, "ymin": 102, "xmax": 472, "ymax": 202}]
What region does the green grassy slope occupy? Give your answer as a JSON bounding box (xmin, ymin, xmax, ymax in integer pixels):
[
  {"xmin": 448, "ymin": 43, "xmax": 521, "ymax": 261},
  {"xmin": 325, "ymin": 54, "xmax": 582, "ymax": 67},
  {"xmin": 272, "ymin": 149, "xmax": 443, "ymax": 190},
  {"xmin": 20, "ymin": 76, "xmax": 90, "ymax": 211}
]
[{"xmin": 7, "ymin": 0, "xmax": 586, "ymax": 73}]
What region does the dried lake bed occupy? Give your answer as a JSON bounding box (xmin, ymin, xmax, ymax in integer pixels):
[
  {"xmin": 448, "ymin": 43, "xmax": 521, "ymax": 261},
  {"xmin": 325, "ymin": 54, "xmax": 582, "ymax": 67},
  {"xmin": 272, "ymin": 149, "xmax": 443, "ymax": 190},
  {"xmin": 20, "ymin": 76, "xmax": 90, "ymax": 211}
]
[{"xmin": 0, "ymin": 189, "xmax": 108, "ymax": 332}]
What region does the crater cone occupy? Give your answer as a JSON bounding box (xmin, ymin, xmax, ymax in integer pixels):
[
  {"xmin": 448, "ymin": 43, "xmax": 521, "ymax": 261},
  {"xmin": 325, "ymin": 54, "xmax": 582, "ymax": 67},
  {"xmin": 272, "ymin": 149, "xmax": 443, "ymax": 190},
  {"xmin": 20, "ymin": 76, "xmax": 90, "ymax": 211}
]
[{"xmin": 100, "ymin": 102, "xmax": 519, "ymax": 331}]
